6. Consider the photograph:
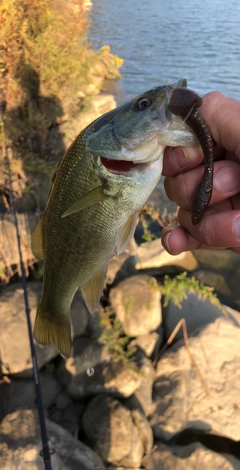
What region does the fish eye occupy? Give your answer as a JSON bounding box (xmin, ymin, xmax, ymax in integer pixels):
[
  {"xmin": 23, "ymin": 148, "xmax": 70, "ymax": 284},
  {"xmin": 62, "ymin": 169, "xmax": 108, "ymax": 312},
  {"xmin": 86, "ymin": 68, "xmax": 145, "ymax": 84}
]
[{"xmin": 135, "ymin": 97, "xmax": 152, "ymax": 110}]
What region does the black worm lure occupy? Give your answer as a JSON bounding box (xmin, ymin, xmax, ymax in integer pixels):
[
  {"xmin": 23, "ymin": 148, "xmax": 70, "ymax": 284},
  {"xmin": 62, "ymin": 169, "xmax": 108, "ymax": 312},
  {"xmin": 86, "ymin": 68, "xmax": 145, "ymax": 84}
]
[{"xmin": 168, "ymin": 87, "xmax": 214, "ymax": 225}]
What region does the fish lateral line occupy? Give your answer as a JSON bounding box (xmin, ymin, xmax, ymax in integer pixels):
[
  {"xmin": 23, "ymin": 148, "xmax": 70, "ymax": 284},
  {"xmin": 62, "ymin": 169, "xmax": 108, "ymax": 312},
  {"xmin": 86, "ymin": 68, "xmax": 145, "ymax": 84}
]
[{"xmin": 168, "ymin": 88, "xmax": 214, "ymax": 225}]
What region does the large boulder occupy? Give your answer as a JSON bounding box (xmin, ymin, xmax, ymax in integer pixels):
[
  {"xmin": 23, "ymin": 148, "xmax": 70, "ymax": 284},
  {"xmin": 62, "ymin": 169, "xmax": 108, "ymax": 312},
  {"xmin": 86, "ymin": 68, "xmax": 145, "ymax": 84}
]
[
  {"xmin": 0, "ymin": 408, "xmax": 105, "ymax": 469},
  {"xmin": 142, "ymin": 442, "xmax": 240, "ymax": 470},
  {"xmin": 151, "ymin": 317, "xmax": 240, "ymax": 441},
  {"xmin": 136, "ymin": 238, "xmax": 198, "ymax": 272},
  {"xmin": 109, "ymin": 275, "xmax": 162, "ymax": 337},
  {"xmin": 162, "ymin": 290, "xmax": 224, "ymax": 342},
  {"xmin": 82, "ymin": 394, "xmax": 144, "ymax": 468}
]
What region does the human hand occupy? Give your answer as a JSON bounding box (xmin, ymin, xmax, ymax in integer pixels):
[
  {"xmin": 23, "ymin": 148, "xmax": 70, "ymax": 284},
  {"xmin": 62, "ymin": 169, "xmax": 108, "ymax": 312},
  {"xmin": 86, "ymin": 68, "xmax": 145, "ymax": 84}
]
[{"xmin": 162, "ymin": 91, "xmax": 240, "ymax": 255}]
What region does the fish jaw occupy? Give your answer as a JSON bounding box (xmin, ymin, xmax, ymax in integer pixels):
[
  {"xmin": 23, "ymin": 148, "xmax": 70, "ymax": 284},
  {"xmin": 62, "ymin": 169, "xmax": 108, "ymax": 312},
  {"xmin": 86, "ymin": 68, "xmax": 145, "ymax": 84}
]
[{"xmin": 85, "ymin": 79, "xmax": 198, "ymax": 166}]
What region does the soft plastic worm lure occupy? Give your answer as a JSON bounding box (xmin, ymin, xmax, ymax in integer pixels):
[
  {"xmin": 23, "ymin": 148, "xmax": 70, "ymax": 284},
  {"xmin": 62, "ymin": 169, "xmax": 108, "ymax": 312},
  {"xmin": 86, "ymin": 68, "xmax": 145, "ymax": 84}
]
[{"xmin": 168, "ymin": 88, "xmax": 214, "ymax": 225}]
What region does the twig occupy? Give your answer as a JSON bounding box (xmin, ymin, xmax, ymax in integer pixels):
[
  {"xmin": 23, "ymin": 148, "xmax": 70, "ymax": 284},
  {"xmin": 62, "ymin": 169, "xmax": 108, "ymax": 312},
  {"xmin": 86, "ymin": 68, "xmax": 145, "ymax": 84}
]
[{"xmin": 153, "ymin": 318, "xmax": 209, "ymax": 394}]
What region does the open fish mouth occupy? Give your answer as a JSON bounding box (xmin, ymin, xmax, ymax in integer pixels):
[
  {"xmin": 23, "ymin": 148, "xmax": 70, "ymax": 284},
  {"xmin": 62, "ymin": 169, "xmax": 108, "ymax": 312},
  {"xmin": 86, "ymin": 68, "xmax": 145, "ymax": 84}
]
[{"xmin": 100, "ymin": 156, "xmax": 145, "ymax": 175}]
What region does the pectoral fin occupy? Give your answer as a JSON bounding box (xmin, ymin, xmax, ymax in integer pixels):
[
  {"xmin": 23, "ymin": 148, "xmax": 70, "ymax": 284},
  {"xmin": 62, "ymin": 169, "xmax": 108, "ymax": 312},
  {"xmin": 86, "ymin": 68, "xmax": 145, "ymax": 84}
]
[
  {"xmin": 31, "ymin": 218, "xmax": 44, "ymax": 260},
  {"xmin": 81, "ymin": 269, "xmax": 106, "ymax": 313},
  {"xmin": 116, "ymin": 212, "xmax": 139, "ymax": 255},
  {"xmin": 61, "ymin": 185, "xmax": 110, "ymax": 218}
]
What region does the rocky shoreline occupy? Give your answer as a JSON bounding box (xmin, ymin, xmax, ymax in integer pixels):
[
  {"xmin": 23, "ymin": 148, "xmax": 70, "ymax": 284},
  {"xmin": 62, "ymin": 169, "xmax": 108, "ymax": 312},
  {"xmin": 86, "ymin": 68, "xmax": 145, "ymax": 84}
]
[{"xmin": 1, "ymin": 236, "xmax": 240, "ymax": 469}]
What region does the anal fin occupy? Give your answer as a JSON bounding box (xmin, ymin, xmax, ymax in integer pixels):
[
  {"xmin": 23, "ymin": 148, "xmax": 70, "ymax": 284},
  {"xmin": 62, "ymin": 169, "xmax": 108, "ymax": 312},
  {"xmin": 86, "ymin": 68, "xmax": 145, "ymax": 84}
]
[
  {"xmin": 116, "ymin": 212, "xmax": 139, "ymax": 255},
  {"xmin": 81, "ymin": 269, "xmax": 106, "ymax": 313}
]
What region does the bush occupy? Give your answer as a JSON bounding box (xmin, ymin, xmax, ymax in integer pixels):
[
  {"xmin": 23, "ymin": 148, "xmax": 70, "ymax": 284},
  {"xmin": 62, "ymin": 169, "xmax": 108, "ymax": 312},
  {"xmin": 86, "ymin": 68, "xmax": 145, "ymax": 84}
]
[{"xmin": 0, "ymin": 0, "xmax": 123, "ymax": 199}]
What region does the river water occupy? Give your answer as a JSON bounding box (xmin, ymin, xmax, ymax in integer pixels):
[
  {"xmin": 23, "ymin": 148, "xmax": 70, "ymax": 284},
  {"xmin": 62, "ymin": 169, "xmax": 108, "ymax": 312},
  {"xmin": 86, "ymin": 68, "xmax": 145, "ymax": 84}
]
[{"xmin": 89, "ymin": 0, "xmax": 240, "ymax": 104}]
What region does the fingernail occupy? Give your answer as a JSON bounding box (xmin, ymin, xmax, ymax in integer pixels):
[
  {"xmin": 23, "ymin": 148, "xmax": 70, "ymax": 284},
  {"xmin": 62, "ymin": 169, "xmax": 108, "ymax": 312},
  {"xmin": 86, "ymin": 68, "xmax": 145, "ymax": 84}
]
[
  {"xmin": 214, "ymin": 166, "xmax": 240, "ymax": 193},
  {"xmin": 233, "ymin": 217, "xmax": 240, "ymax": 239},
  {"xmin": 163, "ymin": 231, "xmax": 171, "ymax": 252},
  {"xmin": 171, "ymin": 147, "xmax": 188, "ymax": 169}
]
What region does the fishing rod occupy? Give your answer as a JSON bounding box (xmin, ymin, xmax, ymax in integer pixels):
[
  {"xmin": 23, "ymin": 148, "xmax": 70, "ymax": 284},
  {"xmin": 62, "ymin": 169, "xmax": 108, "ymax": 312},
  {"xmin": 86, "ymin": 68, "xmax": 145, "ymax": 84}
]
[{"xmin": 0, "ymin": 101, "xmax": 53, "ymax": 470}]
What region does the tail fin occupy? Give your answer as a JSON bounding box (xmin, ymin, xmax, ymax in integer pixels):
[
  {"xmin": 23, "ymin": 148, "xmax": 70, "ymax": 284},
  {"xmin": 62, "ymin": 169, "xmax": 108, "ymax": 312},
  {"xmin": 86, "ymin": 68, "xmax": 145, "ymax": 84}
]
[{"xmin": 33, "ymin": 303, "xmax": 71, "ymax": 358}]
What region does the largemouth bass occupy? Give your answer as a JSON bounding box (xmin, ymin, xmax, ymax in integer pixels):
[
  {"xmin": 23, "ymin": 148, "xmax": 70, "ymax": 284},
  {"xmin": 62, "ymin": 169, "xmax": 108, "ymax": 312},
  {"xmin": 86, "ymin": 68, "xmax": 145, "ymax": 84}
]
[{"xmin": 32, "ymin": 79, "xmax": 205, "ymax": 357}]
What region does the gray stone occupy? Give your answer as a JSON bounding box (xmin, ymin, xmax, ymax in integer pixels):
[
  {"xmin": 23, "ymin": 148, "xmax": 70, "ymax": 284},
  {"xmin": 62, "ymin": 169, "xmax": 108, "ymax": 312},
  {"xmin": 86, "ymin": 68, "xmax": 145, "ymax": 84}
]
[
  {"xmin": 151, "ymin": 317, "xmax": 240, "ymax": 441},
  {"xmin": 194, "ymin": 269, "xmax": 232, "ymax": 299},
  {"xmin": 65, "ymin": 336, "xmax": 109, "ymax": 376},
  {"xmin": 3, "ymin": 371, "xmax": 61, "ymax": 416},
  {"xmin": 142, "ymin": 441, "xmax": 240, "ymax": 470},
  {"xmin": 65, "ymin": 358, "xmax": 145, "ymax": 399},
  {"xmin": 131, "ymin": 409, "xmax": 153, "ymax": 455},
  {"xmin": 39, "ymin": 370, "xmax": 62, "ymax": 409},
  {"xmin": 55, "ymin": 391, "xmax": 70, "ymax": 411},
  {"xmin": 109, "ymin": 275, "xmax": 162, "ymax": 337},
  {"xmin": 82, "ymin": 394, "xmax": 144, "ymax": 468},
  {"xmin": 162, "ymin": 290, "xmax": 225, "ymax": 343},
  {"xmin": 136, "ymin": 238, "xmax": 198, "ymax": 271},
  {"xmin": 129, "ymin": 330, "xmax": 163, "ymax": 358},
  {"xmin": 192, "ymin": 248, "xmax": 240, "ymax": 271},
  {"xmin": 192, "ymin": 249, "xmax": 240, "ymax": 309},
  {"xmin": 106, "ymin": 238, "xmax": 138, "ymax": 285},
  {"xmin": 0, "ymin": 282, "xmax": 88, "ymax": 376},
  {"xmin": 0, "ymin": 408, "xmax": 105, "ymax": 469},
  {"xmin": 124, "ymin": 356, "xmax": 154, "ymax": 417},
  {"xmin": 224, "ymin": 305, "xmax": 240, "ymax": 327},
  {"xmin": 1, "ymin": 379, "xmax": 35, "ymax": 416}
]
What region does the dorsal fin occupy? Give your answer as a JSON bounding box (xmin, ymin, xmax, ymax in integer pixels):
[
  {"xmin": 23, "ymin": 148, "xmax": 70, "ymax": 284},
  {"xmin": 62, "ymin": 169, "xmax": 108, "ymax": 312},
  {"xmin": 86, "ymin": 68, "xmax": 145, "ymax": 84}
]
[{"xmin": 81, "ymin": 269, "xmax": 106, "ymax": 313}]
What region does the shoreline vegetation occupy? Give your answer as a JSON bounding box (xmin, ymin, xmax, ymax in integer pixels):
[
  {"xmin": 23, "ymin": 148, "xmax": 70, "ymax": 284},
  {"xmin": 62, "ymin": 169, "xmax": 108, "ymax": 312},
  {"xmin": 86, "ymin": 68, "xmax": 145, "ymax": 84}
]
[{"xmin": 0, "ymin": 0, "xmax": 123, "ymax": 211}]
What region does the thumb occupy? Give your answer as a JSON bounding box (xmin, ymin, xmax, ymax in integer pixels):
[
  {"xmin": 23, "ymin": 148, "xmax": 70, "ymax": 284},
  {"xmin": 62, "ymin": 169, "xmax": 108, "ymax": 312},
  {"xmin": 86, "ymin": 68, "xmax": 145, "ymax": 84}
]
[{"xmin": 200, "ymin": 92, "xmax": 240, "ymax": 157}]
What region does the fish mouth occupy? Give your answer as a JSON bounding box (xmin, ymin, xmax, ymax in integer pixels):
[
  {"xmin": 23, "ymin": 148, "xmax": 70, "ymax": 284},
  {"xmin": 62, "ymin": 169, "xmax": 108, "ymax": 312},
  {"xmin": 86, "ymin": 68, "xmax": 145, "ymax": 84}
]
[{"xmin": 100, "ymin": 156, "xmax": 145, "ymax": 175}]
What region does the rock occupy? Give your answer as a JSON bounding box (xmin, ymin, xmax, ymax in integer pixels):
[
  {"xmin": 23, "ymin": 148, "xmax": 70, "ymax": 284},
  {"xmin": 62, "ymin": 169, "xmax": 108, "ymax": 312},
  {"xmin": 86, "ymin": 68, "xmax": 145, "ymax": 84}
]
[
  {"xmin": 68, "ymin": 291, "xmax": 89, "ymax": 340},
  {"xmin": 129, "ymin": 330, "xmax": 163, "ymax": 358},
  {"xmin": 192, "ymin": 249, "xmax": 240, "ymax": 309},
  {"xmin": 136, "ymin": 239, "xmax": 198, "ymax": 271},
  {"xmin": 193, "ymin": 269, "xmax": 232, "ymax": 300},
  {"xmin": 39, "ymin": 370, "xmax": 62, "ymax": 409},
  {"xmin": 162, "ymin": 291, "xmax": 225, "ymax": 343},
  {"xmin": 48, "ymin": 400, "xmax": 79, "ymax": 435},
  {"xmin": 0, "ymin": 408, "xmax": 105, "ymax": 469},
  {"xmin": 1, "ymin": 379, "xmax": 35, "ymax": 416},
  {"xmin": 87, "ymin": 310, "xmax": 104, "ymax": 339},
  {"xmin": 2, "ymin": 370, "xmax": 61, "ymax": 416},
  {"xmin": 82, "ymin": 394, "xmax": 144, "ymax": 468},
  {"xmin": 65, "ymin": 337, "xmax": 109, "ymax": 376},
  {"xmin": 151, "ymin": 317, "xmax": 240, "ymax": 441},
  {"xmin": 55, "ymin": 391, "xmax": 70, "ymax": 411},
  {"xmin": 109, "ymin": 275, "xmax": 162, "ymax": 337},
  {"xmin": 106, "ymin": 238, "xmax": 138, "ymax": 285},
  {"xmin": 142, "ymin": 441, "xmax": 240, "ymax": 470},
  {"xmin": 224, "ymin": 305, "xmax": 240, "ymax": 327},
  {"xmin": 131, "ymin": 409, "xmax": 153, "ymax": 455},
  {"xmin": 58, "ymin": 347, "xmax": 152, "ymax": 400},
  {"xmin": 0, "ymin": 216, "xmax": 35, "ymax": 279},
  {"xmin": 0, "ymin": 282, "xmax": 88, "ymax": 376},
  {"xmin": 62, "ymin": 358, "xmax": 145, "ymax": 399},
  {"xmin": 124, "ymin": 356, "xmax": 155, "ymax": 417},
  {"xmin": 192, "ymin": 248, "xmax": 239, "ymax": 271}
]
